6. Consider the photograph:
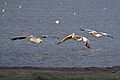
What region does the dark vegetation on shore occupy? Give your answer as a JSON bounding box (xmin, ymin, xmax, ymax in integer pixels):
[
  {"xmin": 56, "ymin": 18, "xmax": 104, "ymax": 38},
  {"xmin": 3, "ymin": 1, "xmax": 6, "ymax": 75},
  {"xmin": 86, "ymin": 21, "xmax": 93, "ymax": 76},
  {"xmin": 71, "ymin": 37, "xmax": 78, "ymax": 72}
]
[{"xmin": 0, "ymin": 66, "xmax": 120, "ymax": 80}]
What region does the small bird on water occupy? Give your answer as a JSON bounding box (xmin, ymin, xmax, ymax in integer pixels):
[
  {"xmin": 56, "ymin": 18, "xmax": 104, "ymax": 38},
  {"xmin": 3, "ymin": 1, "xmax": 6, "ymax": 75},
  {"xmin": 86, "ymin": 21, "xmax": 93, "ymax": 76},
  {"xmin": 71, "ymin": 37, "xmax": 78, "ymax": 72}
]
[
  {"xmin": 11, "ymin": 35, "xmax": 59, "ymax": 44},
  {"xmin": 57, "ymin": 33, "xmax": 91, "ymax": 49},
  {"xmin": 79, "ymin": 28, "xmax": 114, "ymax": 38}
]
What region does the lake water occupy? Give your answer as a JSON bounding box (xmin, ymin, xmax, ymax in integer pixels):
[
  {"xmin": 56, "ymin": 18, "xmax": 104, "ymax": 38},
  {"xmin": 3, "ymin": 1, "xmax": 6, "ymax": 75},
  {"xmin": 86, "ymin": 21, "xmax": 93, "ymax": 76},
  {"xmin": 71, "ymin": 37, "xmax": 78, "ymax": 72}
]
[{"xmin": 0, "ymin": 0, "xmax": 120, "ymax": 67}]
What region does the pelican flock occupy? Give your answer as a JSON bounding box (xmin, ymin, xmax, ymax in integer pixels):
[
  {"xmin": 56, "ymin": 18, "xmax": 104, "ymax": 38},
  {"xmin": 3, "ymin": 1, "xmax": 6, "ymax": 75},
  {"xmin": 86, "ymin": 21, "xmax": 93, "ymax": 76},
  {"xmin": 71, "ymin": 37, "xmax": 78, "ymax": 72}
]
[{"xmin": 11, "ymin": 28, "xmax": 113, "ymax": 49}]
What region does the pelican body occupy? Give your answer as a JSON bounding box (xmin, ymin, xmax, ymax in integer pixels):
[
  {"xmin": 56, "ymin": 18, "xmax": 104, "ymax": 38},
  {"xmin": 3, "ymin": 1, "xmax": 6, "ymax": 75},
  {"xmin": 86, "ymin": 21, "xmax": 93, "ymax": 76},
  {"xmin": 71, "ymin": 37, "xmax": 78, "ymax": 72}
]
[
  {"xmin": 79, "ymin": 28, "xmax": 114, "ymax": 38},
  {"xmin": 11, "ymin": 35, "xmax": 43, "ymax": 43},
  {"xmin": 27, "ymin": 35, "xmax": 42, "ymax": 43},
  {"xmin": 57, "ymin": 33, "xmax": 90, "ymax": 49},
  {"xmin": 11, "ymin": 34, "xmax": 60, "ymax": 44}
]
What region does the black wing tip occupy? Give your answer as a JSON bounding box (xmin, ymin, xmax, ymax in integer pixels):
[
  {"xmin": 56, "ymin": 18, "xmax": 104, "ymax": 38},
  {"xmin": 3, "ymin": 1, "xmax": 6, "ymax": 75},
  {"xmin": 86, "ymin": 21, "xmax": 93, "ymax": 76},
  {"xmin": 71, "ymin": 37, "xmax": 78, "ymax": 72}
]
[
  {"xmin": 11, "ymin": 38, "xmax": 19, "ymax": 40},
  {"xmin": 110, "ymin": 36, "xmax": 114, "ymax": 38},
  {"xmin": 85, "ymin": 43, "xmax": 91, "ymax": 49},
  {"xmin": 107, "ymin": 35, "xmax": 114, "ymax": 38},
  {"xmin": 52, "ymin": 36, "xmax": 60, "ymax": 39},
  {"xmin": 79, "ymin": 27, "xmax": 84, "ymax": 31},
  {"xmin": 86, "ymin": 45, "xmax": 91, "ymax": 49},
  {"xmin": 11, "ymin": 37, "xmax": 26, "ymax": 41},
  {"xmin": 57, "ymin": 42, "xmax": 61, "ymax": 45},
  {"xmin": 111, "ymin": 36, "xmax": 114, "ymax": 38},
  {"xmin": 87, "ymin": 46, "xmax": 91, "ymax": 49},
  {"xmin": 41, "ymin": 35, "xmax": 60, "ymax": 39},
  {"xmin": 11, "ymin": 38, "xmax": 16, "ymax": 41}
]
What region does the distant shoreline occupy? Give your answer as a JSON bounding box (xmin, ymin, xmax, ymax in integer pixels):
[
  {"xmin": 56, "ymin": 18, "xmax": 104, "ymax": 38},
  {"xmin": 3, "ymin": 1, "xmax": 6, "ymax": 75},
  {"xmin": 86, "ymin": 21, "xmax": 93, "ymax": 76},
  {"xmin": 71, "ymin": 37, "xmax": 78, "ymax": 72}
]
[{"xmin": 0, "ymin": 66, "xmax": 120, "ymax": 72}]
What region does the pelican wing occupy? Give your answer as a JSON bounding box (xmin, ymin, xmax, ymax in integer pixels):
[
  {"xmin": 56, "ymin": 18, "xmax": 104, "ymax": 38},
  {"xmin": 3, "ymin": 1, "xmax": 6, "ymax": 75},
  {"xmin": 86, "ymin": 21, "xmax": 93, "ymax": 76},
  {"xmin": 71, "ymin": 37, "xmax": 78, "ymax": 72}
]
[
  {"xmin": 106, "ymin": 35, "xmax": 114, "ymax": 38},
  {"xmin": 79, "ymin": 28, "xmax": 95, "ymax": 32},
  {"xmin": 57, "ymin": 34, "xmax": 73, "ymax": 45},
  {"xmin": 39, "ymin": 35, "xmax": 60, "ymax": 39},
  {"xmin": 99, "ymin": 32, "xmax": 114, "ymax": 38},
  {"xmin": 85, "ymin": 42, "xmax": 91, "ymax": 49},
  {"xmin": 84, "ymin": 29, "xmax": 96, "ymax": 32},
  {"xmin": 11, "ymin": 36, "xmax": 26, "ymax": 40},
  {"xmin": 39, "ymin": 35, "xmax": 49, "ymax": 38},
  {"xmin": 79, "ymin": 28, "xmax": 85, "ymax": 31},
  {"xmin": 50, "ymin": 36, "xmax": 60, "ymax": 39}
]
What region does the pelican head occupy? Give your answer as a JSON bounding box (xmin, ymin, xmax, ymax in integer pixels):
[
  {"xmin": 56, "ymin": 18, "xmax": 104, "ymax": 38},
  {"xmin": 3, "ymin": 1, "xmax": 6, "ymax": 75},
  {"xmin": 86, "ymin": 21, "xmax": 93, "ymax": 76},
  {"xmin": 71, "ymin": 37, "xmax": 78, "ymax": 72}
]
[{"xmin": 26, "ymin": 35, "xmax": 33, "ymax": 40}]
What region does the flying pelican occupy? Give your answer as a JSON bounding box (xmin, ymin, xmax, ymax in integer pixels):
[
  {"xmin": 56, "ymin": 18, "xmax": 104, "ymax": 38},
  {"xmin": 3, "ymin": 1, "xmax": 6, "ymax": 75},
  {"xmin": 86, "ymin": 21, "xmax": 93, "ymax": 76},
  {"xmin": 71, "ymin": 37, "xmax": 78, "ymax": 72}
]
[
  {"xmin": 57, "ymin": 33, "xmax": 91, "ymax": 49},
  {"xmin": 11, "ymin": 35, "xmax": 59, "ymax": 44},
  {"xmin": 79, "ymin": 28, "xmax": 114, "ymax": 38}
]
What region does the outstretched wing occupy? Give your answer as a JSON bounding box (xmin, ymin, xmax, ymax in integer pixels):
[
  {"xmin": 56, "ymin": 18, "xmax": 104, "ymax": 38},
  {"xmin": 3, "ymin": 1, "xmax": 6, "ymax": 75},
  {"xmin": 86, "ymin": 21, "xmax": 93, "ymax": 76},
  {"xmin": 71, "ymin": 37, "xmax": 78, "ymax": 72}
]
[
  {"xmin": 39, "ymin": 35, "xmax": 60, "ymax": 39},
  {"xmin": 11, "ymin": 36, "xmax": 26, "ymax": 40},
  {"xmin": 38, "ymin": 35, "xmax": 49, "ymax": 38},
  {"xmin": 82, "ymin": 36, "xmax": 91, "ymax": 49},
  {"xmin": 79, "ymin": 28, "xmax": 96, "ymax": 32},
  {"xmin": 84, "ymin": 29, "xmax": 95, "ymax": 32},
  {"xmin": 57, "ymin": 34, "xmax": 73, "ymax": 45},
  {"xmin": 99, "ymin": 32, "xmax": 114, "ymax": 38},
  {"xmin": 49, "ymin": 36, "xmax": 60, "ymax": 39},
  {"xmin": 79, "ymin": 28, "xmax": 85, "ymax": 31}
]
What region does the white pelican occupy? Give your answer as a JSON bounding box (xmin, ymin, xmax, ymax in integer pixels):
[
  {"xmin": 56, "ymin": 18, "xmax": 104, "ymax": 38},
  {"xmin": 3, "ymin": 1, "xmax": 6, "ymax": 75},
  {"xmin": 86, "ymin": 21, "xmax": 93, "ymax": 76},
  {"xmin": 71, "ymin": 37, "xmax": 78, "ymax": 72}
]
[
  {"xmin": 57, "ymin": 33, "xmax": 91, "ymax": 49},
  {"xmin": 79, "ymin": 28, "xmax": 114, "ymax": 38},
  {"xmin": 11, "ymin": 35, "xmax": 59, "ymax": 44}
]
